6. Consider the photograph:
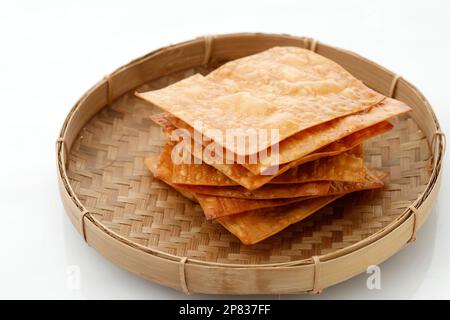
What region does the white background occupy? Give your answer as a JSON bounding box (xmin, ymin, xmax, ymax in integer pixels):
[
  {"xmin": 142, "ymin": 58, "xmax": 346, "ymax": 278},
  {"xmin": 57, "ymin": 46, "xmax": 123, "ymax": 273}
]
[{"xmin": 0, "ymin": 0, "xmax": 449, "ymax": 299}]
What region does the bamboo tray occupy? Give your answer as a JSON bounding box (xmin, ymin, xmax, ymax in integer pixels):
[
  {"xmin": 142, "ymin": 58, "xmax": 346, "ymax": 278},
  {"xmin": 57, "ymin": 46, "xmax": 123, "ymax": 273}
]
[{"xmin": 57, "ymin": 33, "xmax": 445, "ymax": 295}]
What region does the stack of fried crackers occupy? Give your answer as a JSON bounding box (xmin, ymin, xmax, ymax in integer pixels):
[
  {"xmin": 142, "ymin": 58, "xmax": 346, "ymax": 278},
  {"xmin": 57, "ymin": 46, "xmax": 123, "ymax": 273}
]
[{"xmin": 136, "ymin": 47, "xmax": 411, "ymax": 245}]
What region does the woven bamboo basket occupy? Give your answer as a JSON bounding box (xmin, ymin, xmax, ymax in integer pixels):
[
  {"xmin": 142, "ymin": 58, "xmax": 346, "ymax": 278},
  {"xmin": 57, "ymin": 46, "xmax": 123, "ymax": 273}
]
[{"xmin": 56, "ymin": 33, "xmax": 445, "ymax": 295}]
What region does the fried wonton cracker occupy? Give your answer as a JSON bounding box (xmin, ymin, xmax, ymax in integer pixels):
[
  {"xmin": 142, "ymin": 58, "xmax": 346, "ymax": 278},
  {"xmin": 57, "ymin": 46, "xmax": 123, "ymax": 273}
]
[
  {"xmin": 178, "ymin": 181, "xmax": 331, "ymax": 200},
  {"xmin": 194, "ymin": 194, "xmax": 310, "ymax": 220},
  {"xmin": 137, "ymin": 46, "xmax": 385, "ymax": 156},
  {"xmin": 154, "ymin": 112, "xmax": 392, "ymax": 189},
  {"xmin": 163, "ymin": 98, "xmax": 407, "ymax": 175},
  {"xmin": 145, "ymin": 155, "xmax": 384, "ymax": 221},
  {"xmin": 217, "ymin": 170, "xmax": 385, "ymax": 245},
  {"xmin": 217, "ymin": 197, "xmax": 340, "ymax": 245},
  {"xmin": 194, "ymin": 169, "xmax": 383, "ymax": 219},
  {"xmin": 145, "ymin": 155, "xmax": 308, "ymax": 218},
  {"xmin": 249, "ymin": 99, "xmax": 409, "ymax": 174},
  {"xmin": 151, "ymin": 128, "xmax": 368, "ymax": 187},
  {"xmin": 156, "ymin": 144, "xmax": 331, "ymax": 199},
  {"xmin": 144, "ymin": 155, "xmax": 198, "ymax": 202},
  {"xmin": 154, "ymin": 142, "xmax": 358, "ymax": 199},
  {"xmin": 270, "ymin": 146, "xmax": 366, "ymax": 184}
]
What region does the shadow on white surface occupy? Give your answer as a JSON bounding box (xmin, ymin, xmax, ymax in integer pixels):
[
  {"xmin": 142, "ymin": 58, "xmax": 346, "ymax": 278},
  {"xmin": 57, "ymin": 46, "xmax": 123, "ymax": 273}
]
[{"xmin": 61, "ymin": 197, "xmax": 439, "ymax": 299}]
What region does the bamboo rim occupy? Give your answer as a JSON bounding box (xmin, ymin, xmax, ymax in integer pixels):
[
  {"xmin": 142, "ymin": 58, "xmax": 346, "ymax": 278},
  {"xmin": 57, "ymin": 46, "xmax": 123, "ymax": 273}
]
[{"xmin": 56, "ymin": 33, "xmax": 445, "ymax": 294}]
